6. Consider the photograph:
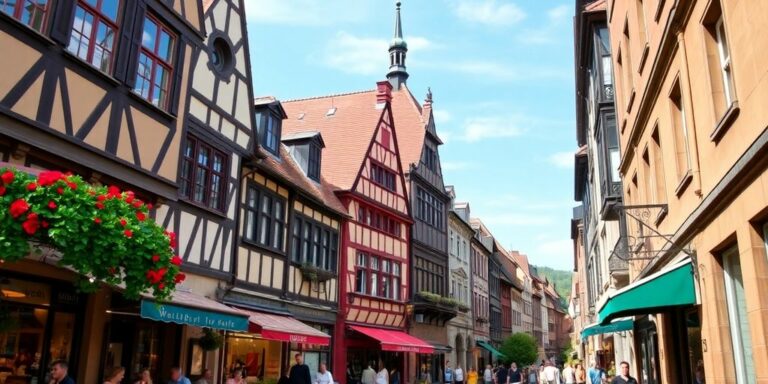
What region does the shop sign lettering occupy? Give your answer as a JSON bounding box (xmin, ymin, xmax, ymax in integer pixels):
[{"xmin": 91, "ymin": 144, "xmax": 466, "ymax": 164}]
[
  {"xmin": 140, "ymin": 300, "xmax": 248, "ymax": 331},
  {"xmin": 289, "ymin": 335, "xmax": 308, "ymax": 343}
]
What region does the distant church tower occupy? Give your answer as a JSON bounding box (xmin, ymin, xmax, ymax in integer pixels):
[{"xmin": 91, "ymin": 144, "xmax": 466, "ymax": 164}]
[{"xmin": 387, "ymin": 2, "xmax": 409, "ymax": 90}]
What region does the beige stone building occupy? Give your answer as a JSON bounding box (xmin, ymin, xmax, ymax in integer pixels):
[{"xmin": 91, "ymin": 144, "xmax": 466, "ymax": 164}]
[{"xmin": 604, "ymin": 0, "xmax": 768, "ymax": 383}]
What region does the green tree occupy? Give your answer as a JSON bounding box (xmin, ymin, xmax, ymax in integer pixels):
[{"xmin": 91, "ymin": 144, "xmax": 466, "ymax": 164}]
[{"xmin": 499, "ymin": 333, "xmax": 539, "ymax": 367}]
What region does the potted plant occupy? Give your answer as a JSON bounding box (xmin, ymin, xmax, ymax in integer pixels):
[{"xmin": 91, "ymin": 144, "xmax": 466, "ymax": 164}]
[
  {"xmin": 199, "ymin": 328, "xmax": 223, "ymax": 351},
  {"xmin": 416, "ymin": 291, "xmax": 441, "ymax": 303},
  {"xmin": 300, "ymin": 263, "xmax": 334, "ymax": 283}
]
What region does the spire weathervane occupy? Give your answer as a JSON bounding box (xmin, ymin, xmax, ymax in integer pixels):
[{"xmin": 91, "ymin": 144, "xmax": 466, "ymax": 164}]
[{"xmin": 387, "ymin": 1, "xmax": 409, "ymax": 89}]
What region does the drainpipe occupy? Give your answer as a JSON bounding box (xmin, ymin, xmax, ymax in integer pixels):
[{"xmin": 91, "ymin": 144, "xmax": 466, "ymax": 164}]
[{"xmin": 677, "ymin": 28, "xmax": 703, "ymax": 197}]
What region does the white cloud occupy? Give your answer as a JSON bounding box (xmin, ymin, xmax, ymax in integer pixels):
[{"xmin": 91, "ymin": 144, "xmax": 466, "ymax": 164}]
[
  {"xmin": 547, "ymin": 4, "xmax": 571, "ymax": 23},
  {"xmin": 460, "ymin": 116, "xmax": 526, "ymax": 142},
  {"xmin": 516, "ymin": 4, "xmax": 572, "ymax": 45},
  {"xmin": 433, "ymin": 110, "xmax": 453, "ymax": 124},
  {"xmin": 548, "ymin": 151, "xmax": 575, "ymax": 169},
  {"xmin": 452, "ymin": 0, "xmax": 526, "ymax": 26},
  {"xmin": 245, "ymin": 0, "xmax": 370, "ymax": 26},
  {"xmin": 321, "ymin": 32, "xmax": 435, "ymax": 75},
  {"xmin": 425, "ymin": 60, "xmax": 569, "ymax": 83}
]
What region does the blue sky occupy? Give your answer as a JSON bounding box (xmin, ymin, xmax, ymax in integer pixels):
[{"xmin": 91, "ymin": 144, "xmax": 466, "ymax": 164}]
[{"xmin": 245, "ymin": 0, "xmax": 577, "ymax": 270}]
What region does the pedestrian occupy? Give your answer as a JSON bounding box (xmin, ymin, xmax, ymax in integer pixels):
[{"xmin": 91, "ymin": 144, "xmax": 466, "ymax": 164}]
[
  {"xmin": 49, "ymin": 360, "xmax": 75, "ymax": 384},
  {"xmin": 455, "ymin": 365, "xmax": 465, "ymax": 384},
  {"xmin": 574, "ymin": 363, "xmax": 585, "ymax": 384},
  {"xmin": 527, "ymin": 365, "xmax": 538, "ymax": 384},
  {"xmin": 289, "ymin": 354, "xmax": 312, "ymax": 384},
  {"xmin": 194, "ymin": 369, "xmax": 212, "ymax": 384},
  {"xmin": 693, "ymin": 363, "xmax": 705, "ymax": 384},
  {"xmin": 226, "ymin": 370, "xmax": 246, "ymax": 384},
  {"xmin": 587, "ymin": 362, "xmax": 606, "ymax": 384},
  {"xmin": 609, "ymin": 362, "xmax": 636, "ymax": 384},
  {"xmin": 135, "ymin": 369, "xmax": 153, "ymax": 384},
  {"xmin": 495, "ymin": 363, "xmax": 508, "ymax": 384},
  {"xmin": 376, "ymin": 361, "xmax": 389, "ymax": 384},
  {"xmin": 390, "ymin": 366, "xmax": 400, "ymax": 384},
  {"xmin": 444, "ymin": 361, "xmax": 454, "ymax": 384},
  {"xmin": 103, "ymin": 367, "xmax": 125, "ymax": 384},
  {"xmin": 508, "ymin": 363, "xmax": 522, "ymax": 384},
  {"xmin": 316, "ymin": 363, "xmax": 334, "ymax": 384},
  {"xmin": 468, "ymin": 367, "xmax": 478, "ymax": 384},
  {"xmin": 362, "ymin": 363, "xmax": 376, "ymax": 384},
  {"xmin": 168, "ymin": 368, "xmax": 191, "ymax": 384},
  {"xmin": 562, "ymin": 363, "xmax": 575, "ymax": 384},
  {"xmin": 484, "ymin": 365, "xmax": 493, "ymax": 384},
  {"xmin": 420, "ymin": 364, "xmax": 432, "ymax": 384},
  {"xmin": 542, "ymin": 361, "xmax": 560, "ymax": 384}
]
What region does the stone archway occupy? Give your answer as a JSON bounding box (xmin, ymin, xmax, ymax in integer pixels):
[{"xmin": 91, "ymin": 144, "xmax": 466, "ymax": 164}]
[{"xmin": 455, "ymin": 334, "xmax": 465, "ymax": 369}]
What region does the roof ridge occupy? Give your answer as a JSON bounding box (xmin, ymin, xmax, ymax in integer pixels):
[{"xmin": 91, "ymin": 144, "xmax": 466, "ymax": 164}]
[{"xmin": 282, "ymin": 88, "xmax": 377, "ymax": 103}]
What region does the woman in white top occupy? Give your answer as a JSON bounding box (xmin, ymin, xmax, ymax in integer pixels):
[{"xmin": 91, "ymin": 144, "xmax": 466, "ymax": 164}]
[
  {"xmin": 375, "ymin": 362, "xmax": 389, "ymax": 384},
  {"xmin": 455, "ymin": 366, "xmax": 465, "ymax": 384},
  {"xmin": 316, "ymin": 363, "xmax": 334, "ymax": 384}
]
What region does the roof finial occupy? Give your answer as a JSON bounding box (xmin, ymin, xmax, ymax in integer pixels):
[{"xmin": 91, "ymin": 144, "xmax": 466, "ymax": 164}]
[
  {"xmin": 426, "ymin": 87, "xmax": 433, "ymax": 103},
  {"xmin": 394, "ymin": 2, "xmax": 403, "ymax": 40},
  {"xmin": 387, "ymin": 1, "xmax": 409, "ymax": 90}
]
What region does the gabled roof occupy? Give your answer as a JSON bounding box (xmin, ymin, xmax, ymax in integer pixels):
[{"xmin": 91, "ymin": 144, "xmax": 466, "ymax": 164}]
[
  {"xmin": 281, "ymin": 89, "xmax": 385, "ymax": 191},
  {"xmin": 254, "ymin": 145, "xmax": 347, "ymax": 216}
]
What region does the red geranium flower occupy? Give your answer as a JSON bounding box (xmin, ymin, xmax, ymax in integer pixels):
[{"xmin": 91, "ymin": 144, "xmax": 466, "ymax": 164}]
[
  {"xmin": 94, "ymin": 217, "xmax": 102, "ymax": 224},
  {"xmin": 95, "ymin": 202, "xmax": 105, "ymax": 210},
  {"xmin": 158, "ymin": 283, "xmax": 165, "ymax": 290},
  {"xmin": 67, "ymin": 181, "xmax": 77, "ymax": 190},
  {"xmin": 22, "ymin": 219, "xmax": 39, "ymax": 235},
  {"xmin": 9, "ymin": 199, "xmax": 29, "ymax": 218},
  {"xmin": 0, "ymin": 186, "xmax": 5, "ymax": 196},
  {"xmin": 97, "ymin": 194, "xmax": 107, "ymax": 201},
  {"xmin": 107, "ymin": 185, "xmax": 121, "ymax": 198},
  {"xmin": 26, "ymin": 182, "xmax": 37, "ymax": 191},
  {"xmin": 174, "ymin": 273, "xmax": 186, "ymax": 284},
  {"xmin": 136, "ymin": 212, "xmax": 146, "ymax": 221},
  {"xmin": 133, "ymin": 200, "xmax": 143, "ymax": 209},
  {"xmin": 38, "ymin": 170, "xmax": 64, "ymax": 186},
  {"xmin": 147, "ymin": 203, "xmax": 153, "ymax": 210},
  {"xmin": 168, "ymin": 232, "xmax": 177, "ymax": 248},
  {"xmin": 41, "ymin": 221, "xmax": 49, "ymax": 228},
  {"xmin": 1, "ymin": 170, "xmax": 14, "ymax": 184},
  {"xmin": 124, "ymin": 229, "xmax": 133, "ymax": 238},
  {"xmin": 152, "ymin": 255, "xmax": 160, "ymax": 263},
  {"xmin": 56, "ymin": 187, "xmax": 64, "ymax": 195},
  {"xmin": 120, "ymin": 218, "xmax": 127, "ymax": 227},
  {"xmin": 171, "ymin": 256, "xmax": 182, "ymax": 266},
  {"xmin": 48, "ymin": 201, "xmax": 57, "ymax": 210}
]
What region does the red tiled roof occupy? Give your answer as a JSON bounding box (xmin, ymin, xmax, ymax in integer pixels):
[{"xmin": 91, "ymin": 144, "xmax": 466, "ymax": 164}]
[
  {"xmin": 255, "ymin": 145, "xmax": 348, "ymax": 216},
  {"xmin": 282, "ymin": 89, "xmax": 382, "ymax": 191},
  {"xmin": 390, "ymin": 85, "xmax": 430, "ymax": 170}
]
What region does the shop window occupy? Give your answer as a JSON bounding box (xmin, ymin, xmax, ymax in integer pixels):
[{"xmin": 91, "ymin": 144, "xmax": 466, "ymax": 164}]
[
  {"xmin": 721, "ymin": 245, "xmax": 756, "ymax": 384},
  {"xmin": 180, "ymin": 135, "xmax": 228, "ymax": 212},
  {"xmin": 1, "ymin": 0, "xmax": 50, "ymax": 32},
  {"xmin": 244, "ymin": 183, "xmax": 287, "ymax": 253},
  {"xmin": 133, "ymin": 14, "xmax": 175, "ymax": 110},
  {"xmin": 225, "ymin": 334, "xmax": 283, "ymax": 381},
  {"xmin": 290, "ymin": 214, "xmax": 338, "ymax": 272},
  {"xmin": 67, "ymin": 0, "xmax": 121, "ymax": 73}
]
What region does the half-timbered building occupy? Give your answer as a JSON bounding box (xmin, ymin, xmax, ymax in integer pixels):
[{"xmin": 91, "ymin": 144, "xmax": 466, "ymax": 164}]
[
  {"xmin": 281, "ymin": 77, "xmax": 434, "ymax": 383},
  {"xmin": 0, "ymin": 1, "xmax": 257, "ymax": 383},
  {"xmin": 220, "ymin": 96, "xmax": 348, "ymax": 380}
]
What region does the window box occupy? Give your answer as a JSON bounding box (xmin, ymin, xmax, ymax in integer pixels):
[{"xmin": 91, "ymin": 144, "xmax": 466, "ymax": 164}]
[
  {"xmin": 457, "ymin": 304, "xmax": 470, "ymax": 313},
  {"xmin": 416, "ymin": 291, "xmax": 441, "ymax": 304},
  {"xmin": 299, "ymin": 263, "xmax": 335, "ymax": 283}
]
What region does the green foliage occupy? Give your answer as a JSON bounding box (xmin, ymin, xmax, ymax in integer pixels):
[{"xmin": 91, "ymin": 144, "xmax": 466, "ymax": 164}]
[
  {"xmin": 417, "ymin": 291, "xmax": 441, "ymax": 303},
  {"xmin": 440, "ymin": 296, "xmax": 460, "ymax": 308},
  {"xmin": 0, "ymin": 168, "xmax": 184, "ymax": 300},
  {"xmin": 533, "ymin": 266, "xmax": 572, "ymax": 309},
  {"xmin": 560, "ymin": 340, "xmax": 574, "ymax": 364},
  {"xmin": 499, "ymin": 332, "xmax": 539, "ymax": 367},
  {"xmin": 199, "ymin": 328, "xmax": 224, "ymax": 351}
]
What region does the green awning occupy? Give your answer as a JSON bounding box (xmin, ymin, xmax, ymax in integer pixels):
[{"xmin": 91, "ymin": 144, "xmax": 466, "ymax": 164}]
[
  {"xmin": 598, "ymin": 259, "xmax": 696, "ymax": 325},
  {"xmin": 581, "ymin": 319, "xmax": 633, "ymax": 340},
  {"xmin": 140, "ymin": 290, "xmax": 249, "ymax": 332},
  {"xmin": 477, "ymin": 341, "xmax": 505, "ymax": 358}
]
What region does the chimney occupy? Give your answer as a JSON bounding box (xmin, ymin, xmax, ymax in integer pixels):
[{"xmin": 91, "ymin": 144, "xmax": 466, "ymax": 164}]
[{"xmin": 376, "ymin": 81, "xmax": 393, "ymax": 104}]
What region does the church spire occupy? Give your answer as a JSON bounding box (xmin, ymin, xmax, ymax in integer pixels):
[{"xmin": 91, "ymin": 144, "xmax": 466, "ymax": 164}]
[{"xmin": 387, "ymin": 1, "xmax": 409, "ymax": 90}]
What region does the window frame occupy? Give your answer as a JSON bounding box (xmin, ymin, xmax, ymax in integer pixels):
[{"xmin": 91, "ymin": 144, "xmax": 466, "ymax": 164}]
[
  {"xmin": 180, "ymin": 134, "xmax": 228, "ymax": 212},
  {"xmin": 353, "ymin": 252, "xmax": 401, "ymax": 300},
  {"xmin": 715, "ymin": 17, "xmax": 734, "ymax": 106},
  {"xmin": 356, "ymin": 203, "xmax": 402, "ymax": 238},
  {"xmin": 370, "ymin": 161, "xmax": 397, "ymax": 191},
  {"xmin": 243, "ymin": 181, "xmax": 287, "ymax": 253},
  {"xmin": 1, "ymin": 0, "xmax": 51, "ymax": 33},
  {"xmin": 290, "ymin": 213, "xmax": 339, "ymax": 272},
  {"xmin": 307, "ymin": 143, "xmax": 321, "ymax": 181},
  {"xmin": 416, "ymin": 187, "xmax": 445, "ymax": 229},
  {"xmin": 68, "ymin": 0, "xmax": 122, "ymax": 74},
  {"xmin": 133, "ymin": 13, "xmax": 176, "ymax": 111},
  {"xmin": 260, "ymin": 112, "xmax": 281, "ymax": 156},
  {"xmin": 722, "ymin": 244, "xmax": 756, "ymax": 384}
]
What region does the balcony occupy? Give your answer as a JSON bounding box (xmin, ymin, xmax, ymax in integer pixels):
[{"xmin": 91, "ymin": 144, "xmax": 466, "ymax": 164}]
[
  {"xmin": 600, "ymin": 180, "xmax": 622, "ymax": 220},
  {"xmin": 412, "ymin": 291, "xmax": 458, "ymax": 326}
]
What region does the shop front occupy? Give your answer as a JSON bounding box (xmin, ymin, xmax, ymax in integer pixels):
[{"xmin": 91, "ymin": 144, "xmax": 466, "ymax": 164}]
[
  {"xmin": 223, "ymin": 309, "xmax": 332, "ymax": 384},
  {"xmin": 344, "ymin": 325, "xmax": 433, "ymax": 384},
  {"xmin": 475, "ymin": 341, "xmax": 502, "ymax": 368},
  {"xmin": 0, "ymin": 272, "xmax": 85, "ymax": 384}
]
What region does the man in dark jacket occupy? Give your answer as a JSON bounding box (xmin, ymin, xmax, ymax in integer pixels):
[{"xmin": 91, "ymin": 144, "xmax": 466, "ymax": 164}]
[{"xmin": 289, "ymin": 354, "xmax": 312, "ymax": 384}]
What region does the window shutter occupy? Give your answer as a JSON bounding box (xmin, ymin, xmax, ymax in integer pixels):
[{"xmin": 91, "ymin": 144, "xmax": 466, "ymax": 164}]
[
  {"xmin": 170, "ymin": 39, "xmax": 186, "ymax": 115},
  {"xmin": 50, "ymin": 0, "xmax": 76, "ymax": 45},
  {"xmin": 113, "ymin": 0, "xmax": 138, "ymax": 82},
  {"xmin": 124, "ymin": 2, "xmax": 147, "ymax": 89}
]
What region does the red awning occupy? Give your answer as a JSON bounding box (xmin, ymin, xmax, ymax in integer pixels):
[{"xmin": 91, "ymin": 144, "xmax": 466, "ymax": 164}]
[
  {"xmin": 239, "ymin": 309, "xmax": 331, "ymax": 346},
  {"xmin": 349, "ymin": 325, "xmax": 434, "ymax": 354}
]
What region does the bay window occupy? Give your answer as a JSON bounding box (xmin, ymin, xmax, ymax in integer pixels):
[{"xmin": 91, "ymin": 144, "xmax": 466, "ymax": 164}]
[{"xmin": 354, "ymin": 252, "xmax": 401, "ymax": 300}]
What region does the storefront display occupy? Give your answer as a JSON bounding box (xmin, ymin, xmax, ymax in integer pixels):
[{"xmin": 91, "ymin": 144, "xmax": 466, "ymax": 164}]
[{"xmin": 225, "ymin": 333, "xmax": 283, "ymax": 382}]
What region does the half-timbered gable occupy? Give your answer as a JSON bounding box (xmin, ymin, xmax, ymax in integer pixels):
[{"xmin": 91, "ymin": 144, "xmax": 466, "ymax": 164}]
[{"xmin": 0, "ymin": 0, "xmax": 204, "ymax": 198}]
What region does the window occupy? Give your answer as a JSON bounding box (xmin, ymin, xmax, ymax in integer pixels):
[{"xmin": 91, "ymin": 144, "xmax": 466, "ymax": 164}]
[
  {"xmin": 722, "ymin": 245, "xmax": 756, "ymax": 384},
  {"xmin": 134, "ymin": 15, "xmax": 175, "ymax": 110},
  {"xmin": 370, "ymin": 162, "xmax": 396, "ymax": 191},
  {"xmin": 244, "ymin": 183, "xmax": 287, "ymax": 252},
  {"xmin": 423, "ymin": 146, "xmax": 437, "ymax": 172},
  {"xmin": 670, "ymin": 80, "xmax": 691, "ymax": 181},
  {"xmin": 210, "ymin": 37, "xmax": 234, "ymax": 75},
  {"xmin": 308, "ymin": 143, "xmax": 321, "ymax": 181},
  {"xmin": 291, "ymin": 214, "xmax": 338, "ymax": 271},
  {"xmin": 596, "ymin": 25, "xmax": 614, "ymax": 100},
  {"xmin": 68, "ymin": 0, "xmax": 120, "ymax": 73},
  {"xmin": 180, "ymin": 135, "xmax": 227, "ymax": 211},
  {"xmin": 703, "ymin": 2, "xmax": 736, "ymax": 123},
  {"xmin": 354, "ymin": 252, "xmax": 400, "ymax": 300},
  {"xmin": 416, "ymin": 187, "xmax": 444, "ymax": 229},
  {"xmin": 357, "ymin": 204, "xmax": 401, "ymax": 237},
  {"xmin": 415, "ymin": 256, "xmax": 445, "ymax": 296},
  {"xmin": 1, "ymin": 0, "xmax": 50, "ymax": 32},
  {"xmin": 257, "ymin": 113, "xmax": 281, "ymax": 156},
  {"xmin": 650, "ymin": 127, "xmax": 667, "ymax": 204}
]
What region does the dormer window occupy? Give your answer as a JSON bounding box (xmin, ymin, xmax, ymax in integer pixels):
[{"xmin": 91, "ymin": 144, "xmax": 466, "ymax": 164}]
[
  {"xmin": 263, "ymin": 114, "xmax": 280, "ymax": 155},
  {"xmin": 283, "ymin": 131, "xmax": 325, "ymax": 182},
  {"xmin": 308, "ymin": 143, "xmax": 321, "ymax": 181},
  {"xmin": 255, "ymin": 99, "xmax": 288, "ymax": 157}
]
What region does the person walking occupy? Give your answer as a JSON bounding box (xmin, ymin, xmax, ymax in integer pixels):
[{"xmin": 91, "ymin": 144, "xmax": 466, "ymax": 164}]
[
  {"xmin": 168, "ymin": 368, "xmax": 191, "ymax": 384},
  {"xmin": 483, "ymin": 365, "xmax": 493, "ymax": 384},
  {"xmin": 562, "ymin": 363, "xmax": 575, "ymax": 384},
  {"xmin": 420, "ymin": 364, "xmax": 432, "ymax": 384},
  {"xmin": 526, "ymin": 365, "xmax": 538, "ymax": 384},
  {"xmin": 455, "ymin": 366, "xmax": 465, "ymax": 384},
  {"xmin": 376, "ymin": 362, "xmax": 389, "ymax": 384},
  {"xmin": 444, "ymin": 361, "xmax": 454, "ymax": 384},
  {"xmin": 609, "ymin": 362, "xmax": 636, "ymax": 384},
  {"xmin": 508, "ymin": 363, "xmax": 522, "ymax": 384},
  {"xmin": 362, "ymin": 363, "xmax": 377, "ymax": 384},
  {"xmin": 103, "ymin": 367, "xmax": 125, "ymax": 384},
  {"xmin": 468, "ymin": 367, "xmax": 479, "ymax": 384},
  {"xmin": 316, "ymin": 363, "xmax": 334, "ymax": 384},
  {"xmin": 289, "ymin": 354, "xmax": 312, "ymax": 384},
  {"xmin": 135, "ymin": 369, "xmax": 153, "ymax": 384},
  {"xmin": 49, "ymin": 361, "xmax": 75, "ymax": 384},
  {"xmin": 587, "ymin": 362, "xmax": 606, "ymax": 384},
  {"xmin": 574, "ymin": 363, "xmax": 585, "ymax": 384},
  {"xmin": 390, "ymin": 366, "xmax": 400, "ymax": 384},
  {"xmin": 495, "ymin": 363, "xmax": 508, "ymax": 384},
  {"xmin": 194, "ymin": 369, "xmax": 212, "ymax": 384},
  {"xmin": 541, "ymin": 362, "xmax": 560, "ymax": 384}
]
